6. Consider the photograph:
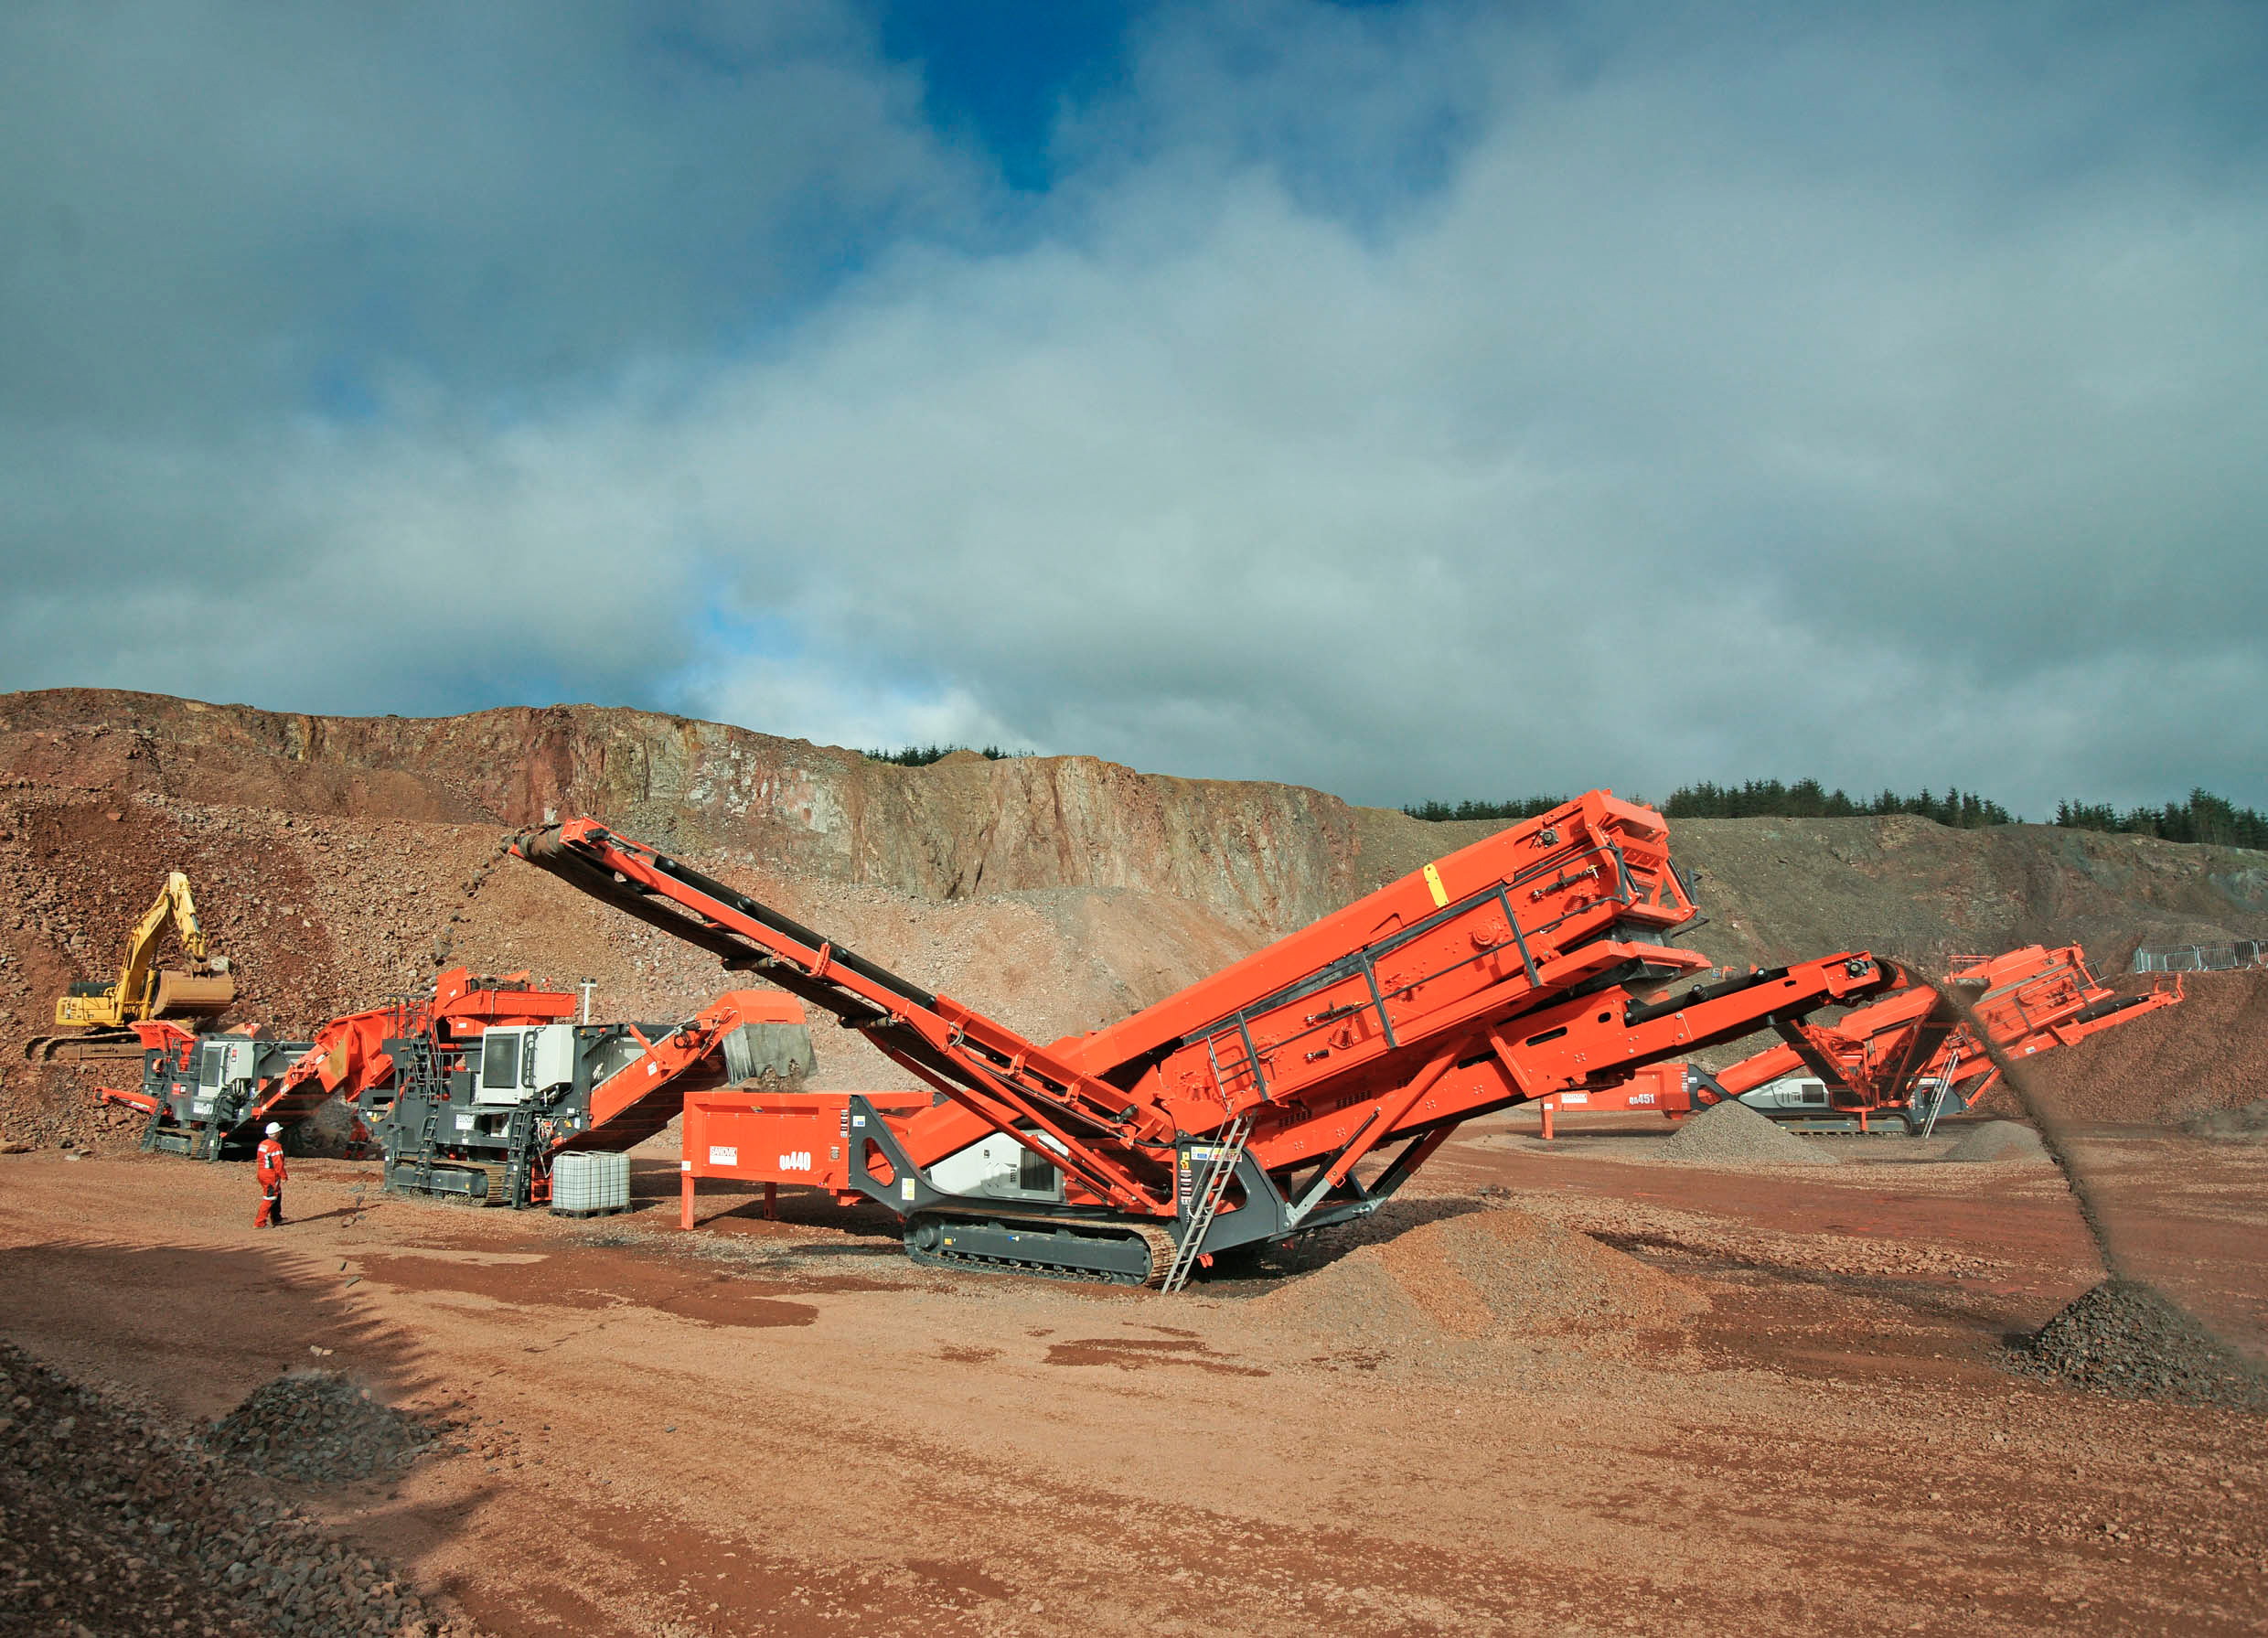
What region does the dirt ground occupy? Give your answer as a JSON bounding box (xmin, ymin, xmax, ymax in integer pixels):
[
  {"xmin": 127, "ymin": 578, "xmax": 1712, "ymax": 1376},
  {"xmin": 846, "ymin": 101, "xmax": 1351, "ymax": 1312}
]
[{"xmin": 3, "ymin": 1116, "xmax": 2263, "ymax": 1637}]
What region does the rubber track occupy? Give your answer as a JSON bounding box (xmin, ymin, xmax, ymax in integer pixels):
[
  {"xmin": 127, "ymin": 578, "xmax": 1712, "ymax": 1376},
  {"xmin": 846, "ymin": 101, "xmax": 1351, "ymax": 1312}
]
[{"xmin": 904, "ymin": 1212, "xmax": 1179, "ymax": 1290}]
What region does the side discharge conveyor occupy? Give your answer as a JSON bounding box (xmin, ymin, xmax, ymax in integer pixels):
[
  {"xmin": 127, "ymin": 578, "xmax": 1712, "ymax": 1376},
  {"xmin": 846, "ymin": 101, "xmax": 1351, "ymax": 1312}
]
[{"xmin": 1532, "ymin": 942, "xmax": 2183, "ymax": 1136}]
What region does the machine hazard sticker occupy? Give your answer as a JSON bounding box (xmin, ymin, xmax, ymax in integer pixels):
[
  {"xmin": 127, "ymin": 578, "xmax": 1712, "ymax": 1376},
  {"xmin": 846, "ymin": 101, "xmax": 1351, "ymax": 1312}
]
[{"xmin": 708, "ymin": 1145, "xmax": 737, "ymax": 1166}]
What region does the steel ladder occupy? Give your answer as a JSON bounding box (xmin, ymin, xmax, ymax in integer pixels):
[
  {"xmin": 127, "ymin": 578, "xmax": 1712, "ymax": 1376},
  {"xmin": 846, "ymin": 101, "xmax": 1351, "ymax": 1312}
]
[{"xmin": 1159, "ymin": 1111, "xmax": 1254, "ymax": 1294}]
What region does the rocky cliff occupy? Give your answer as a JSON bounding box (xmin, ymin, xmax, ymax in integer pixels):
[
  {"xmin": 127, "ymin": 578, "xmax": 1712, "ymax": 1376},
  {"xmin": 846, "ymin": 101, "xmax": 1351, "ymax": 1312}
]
[{"xmin": 4, "ymin": 687, "xmax": 2264, "ymax": 1145}]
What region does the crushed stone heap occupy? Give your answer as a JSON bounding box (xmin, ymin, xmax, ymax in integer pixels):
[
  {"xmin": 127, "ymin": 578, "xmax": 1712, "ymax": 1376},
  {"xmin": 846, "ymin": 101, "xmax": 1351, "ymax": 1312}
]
[
  {"xmin": 208, "ymin": 1371, "xmax": 446, "ymax": 1485},
  {"xmin": 1944, "ymin": 1119, "xmax": 2049, "ymax": 1162},
  {"xmin": 0, "ymin": 1342, "xmax": 473, "ymax": 1636},
  {"xmin": 2017, "ymin": 1279, "xmax": 2268, "ymax": 1410},
  {"xmin": 1251, "ymin": 1204, "xmax": 1706, "ymax": 1354},
  {"xmin": 1658, "ymin": 1097, "xmax": 1840, "ymax": 1166}
]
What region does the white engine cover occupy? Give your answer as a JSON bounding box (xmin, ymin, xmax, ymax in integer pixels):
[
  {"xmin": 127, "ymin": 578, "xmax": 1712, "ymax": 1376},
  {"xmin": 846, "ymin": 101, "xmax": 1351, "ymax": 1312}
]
[
  {"xmin": 474, "ymin": 1023, "xmax": 576, "ymax": 1106},
  {"xmin": 923, "ymin": 1130, "xmax": 1064, "ymax": 1202}
]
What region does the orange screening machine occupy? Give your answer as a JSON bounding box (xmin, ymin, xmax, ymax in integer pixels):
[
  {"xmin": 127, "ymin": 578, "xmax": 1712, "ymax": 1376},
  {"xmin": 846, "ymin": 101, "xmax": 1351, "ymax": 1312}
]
[
  {"xmin": 515, "ymin": 793, "xmax": 1906, "ymax": 1289},
  {"xmin": 1535, "ymin": 942, "xmax": 2181, "ymax": 1134}
]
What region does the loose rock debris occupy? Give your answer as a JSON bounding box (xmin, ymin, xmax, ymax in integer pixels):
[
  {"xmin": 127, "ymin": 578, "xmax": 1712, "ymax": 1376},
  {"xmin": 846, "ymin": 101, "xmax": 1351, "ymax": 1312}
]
[
  {"xmin": 208, "ymin": 1372, "xmax": 447, "ymax": 1485},
  {"xmin": 0, "ymin": 1342, "xmax": 477, "ymax": 1636},
  {"xmin": 1657, "ymin": 1097, "xmax": 1840, "ymax": 1166},
  {"xmin": 1251, "ymin": 1205, "xmax": 1705, "ymax": 1365},
  {"xmin": 1945, "ymin": 1119, "xmax": 2051, "ymax": 1162},
  {"xmin": 2016, "ymin": 1279, "xmax": 2268, "ymax": 1410}
]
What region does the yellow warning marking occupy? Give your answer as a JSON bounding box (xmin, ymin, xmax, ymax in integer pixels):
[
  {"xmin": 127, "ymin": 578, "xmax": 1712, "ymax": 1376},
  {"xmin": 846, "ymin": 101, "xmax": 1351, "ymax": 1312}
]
[{"xmin": 1422, "ymin": 862, "xmax": 1449, "ymax": 908}]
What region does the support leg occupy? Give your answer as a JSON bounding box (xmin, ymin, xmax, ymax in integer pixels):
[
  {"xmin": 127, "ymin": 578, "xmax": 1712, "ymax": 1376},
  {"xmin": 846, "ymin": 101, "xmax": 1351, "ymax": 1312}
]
[
  {"xmin": 764, "ymin": 1181, "xmax": 777, "ymax": 1220},
  {"xmin": 679, "ymin": 1168, "xmax": 694, "ymax": 1231},
  {"xmin": 1540, "ymin": 1098, "xmax": 1556, "ymax": 1141}
]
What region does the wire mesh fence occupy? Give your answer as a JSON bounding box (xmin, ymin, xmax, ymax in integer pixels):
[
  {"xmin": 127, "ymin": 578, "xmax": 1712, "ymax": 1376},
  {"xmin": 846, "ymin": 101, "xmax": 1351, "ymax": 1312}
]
[{"xmin": 2131, "ymin": 940, "xmax": 2268, "ymax": 973}]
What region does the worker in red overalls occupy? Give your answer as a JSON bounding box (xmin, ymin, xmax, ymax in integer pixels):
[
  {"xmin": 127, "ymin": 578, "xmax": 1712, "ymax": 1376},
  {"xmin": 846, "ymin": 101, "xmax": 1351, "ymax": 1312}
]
[{"xmin": 254, "ymin": 1121, "xmax": 288, "ymax": 1228}]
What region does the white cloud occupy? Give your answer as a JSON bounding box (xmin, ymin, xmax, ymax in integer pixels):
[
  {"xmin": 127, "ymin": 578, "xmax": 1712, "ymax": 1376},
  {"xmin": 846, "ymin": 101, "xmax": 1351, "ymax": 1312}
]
[{"xmin": 5, "ymin": 1, "xmax": 2265, "ymax": 814}]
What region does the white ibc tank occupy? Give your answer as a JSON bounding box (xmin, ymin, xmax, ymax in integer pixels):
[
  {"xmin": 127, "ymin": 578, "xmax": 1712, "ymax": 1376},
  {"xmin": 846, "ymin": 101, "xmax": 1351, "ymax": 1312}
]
[{"xmin": 552, "ymin": 1151, "xmax": 630, "ymax": 1214}]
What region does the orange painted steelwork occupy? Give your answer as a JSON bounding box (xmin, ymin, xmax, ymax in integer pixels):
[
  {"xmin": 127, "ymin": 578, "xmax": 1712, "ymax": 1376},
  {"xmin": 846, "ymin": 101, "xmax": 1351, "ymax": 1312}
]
[
  {"xmin": 248, "ymin": 968, "xmax": 579, "ymax": 1133},
  {"xmin": 1535, "ymin": 943, "xmax": 2181, "ymax": 1130},
  {"xmin": 517, "ymin": 792, "xmax": 1906, "ymax": 1224},
  {"xmin": 679, "ymin": 1088, "xmax": 934, "ymax": 1227}
]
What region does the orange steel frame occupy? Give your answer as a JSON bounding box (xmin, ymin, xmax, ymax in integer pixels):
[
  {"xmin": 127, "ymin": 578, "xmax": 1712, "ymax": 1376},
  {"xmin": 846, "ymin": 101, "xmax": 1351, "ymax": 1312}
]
[
  {"xmin": 96, "ymin": 969, "xmax": 583, "ymax": 1141},
  {"xmin": 1535, "ymin": 943, "xmax": 2181, "ymax": 1130},
  {"xmin": 679, "ymin": 1088, "xmax": 932, "ymax": 1227},
  {"xmin": 517, "ymin": 792, "xmax": 1907, "ymax": 1225},
  {"xmin": 249, "ymin": 968, "xmax": 580, "ymax": 1132}
]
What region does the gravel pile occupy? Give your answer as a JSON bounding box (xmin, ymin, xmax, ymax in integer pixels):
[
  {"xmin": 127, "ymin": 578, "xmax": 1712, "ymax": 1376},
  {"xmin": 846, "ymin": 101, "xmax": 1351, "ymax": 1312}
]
[
  {"xmin": 1944, "ymin": 1119, "xmax": 2049, "ymax": 1162},
  {"xmin": 2016, "ymin": 1279, "xmax": 2268, "ymax": 1410},
  {"xmin": 0, "ymin": 1342, "xmax": 477, "ymax": 1636},
  {"xmin": 1251, "ymin": 1204, "xmax": 1706, "ymax": 1354},
  {"xmin": 1659, "ymin": 1098, "xmax": 1840, "ymax": 1166},
  {"xmin": 2181, "ymin": 1097, "xmax": 2268, "ymax": 1144},
  {"xmin": 209, "ymin": 1372, "xmax": 445, "ymax": 1485}
]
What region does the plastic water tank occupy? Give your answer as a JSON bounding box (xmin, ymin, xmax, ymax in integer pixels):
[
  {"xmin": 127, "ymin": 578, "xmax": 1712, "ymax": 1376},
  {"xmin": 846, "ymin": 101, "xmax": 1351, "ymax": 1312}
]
[{"xmin": 552, "ymin": 1151, "xmax": 630, "ymax": 1214}]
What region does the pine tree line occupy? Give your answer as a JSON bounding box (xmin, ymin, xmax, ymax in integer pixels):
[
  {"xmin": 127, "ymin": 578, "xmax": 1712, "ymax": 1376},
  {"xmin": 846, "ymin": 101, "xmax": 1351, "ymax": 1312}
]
[
  {"xmin": 2054, "ymin": 789, "xmax": 2268, "ymax": 849},
  {"xmin": 1397, "ymin": 796, "xmax": 1567, "ymax": 823},
  {"xmin": 862, "ymin": 744, "xmax": 1021, "ymax": 766},
  {"xmin": 1400, "ymin": 777, "xmax": 2268, "ymax": 850},
  {"xmin": 1401, "ymin": 780, "xmax": 2010, "ymax": 828},
  {"xmin": 1664, "ymin": 779, "xmax": 2011, "ymax": 828}
]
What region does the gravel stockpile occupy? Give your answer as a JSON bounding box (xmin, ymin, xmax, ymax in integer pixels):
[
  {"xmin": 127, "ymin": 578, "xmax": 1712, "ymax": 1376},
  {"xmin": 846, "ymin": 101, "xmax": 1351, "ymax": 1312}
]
[
  {"xmin": 1658, "ymin": 1098, "xmax": 1840, "ymax": 1167},
  {"xmin": 1251, "ymin": 1205, "xmax": 1706, "ymax": 1351},
  {"xmin": 0, "ymin": 1342, "xmax": 476, "ymax": 1636},
  {"xmin": 209, "ymin": 1372, "xmax": 445, "ymax": 1484},
  {"xmin": 1944, "ymin": 1119, "xmax": 2049, "ymax": 1162},
  {"xmin": 2017, "ymin": 1279, "xmax": 2268, "ymax": 1410},
  {"xmin": 2181, "ymin": 1098, "xmax": 2268, "ymax": 1144}
]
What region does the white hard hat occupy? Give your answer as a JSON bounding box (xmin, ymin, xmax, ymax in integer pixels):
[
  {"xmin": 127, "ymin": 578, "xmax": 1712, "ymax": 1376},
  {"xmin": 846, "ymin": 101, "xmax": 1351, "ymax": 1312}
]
[{"xmin": 264, "ymin": 1122, "xmax": 283, "ymax": 1136}]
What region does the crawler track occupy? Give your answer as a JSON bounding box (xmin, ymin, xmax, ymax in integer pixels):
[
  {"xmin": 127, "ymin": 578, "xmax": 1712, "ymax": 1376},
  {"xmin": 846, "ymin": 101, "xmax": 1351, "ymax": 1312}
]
[{"xmin": 904, "ymin": 1209, "xmax": 1179, "ymax": 1288}]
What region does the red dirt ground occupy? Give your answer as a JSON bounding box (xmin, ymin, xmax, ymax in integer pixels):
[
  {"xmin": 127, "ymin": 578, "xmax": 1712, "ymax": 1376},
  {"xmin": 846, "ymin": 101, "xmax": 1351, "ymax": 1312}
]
[{"xmin": 3, "ymin": 1118, "xmax": 2263, "ymax": 1636}]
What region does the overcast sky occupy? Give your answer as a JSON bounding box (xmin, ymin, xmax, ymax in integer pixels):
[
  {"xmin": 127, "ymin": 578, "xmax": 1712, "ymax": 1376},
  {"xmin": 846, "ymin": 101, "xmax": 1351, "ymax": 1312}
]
[{"xmin": 4, "ymin": 1, "xmax": 2263, "ymax": 816}]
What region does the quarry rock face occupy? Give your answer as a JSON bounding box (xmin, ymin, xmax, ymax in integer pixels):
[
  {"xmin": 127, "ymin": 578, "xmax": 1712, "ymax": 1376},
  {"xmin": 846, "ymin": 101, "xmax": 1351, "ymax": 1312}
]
[
  {"xmin": 4, "ymin": 686, "xmax": 2268, "ymax": 1149},
  {"xmin": 8, "ymin": 687, "xmax": 2268, "ymax": 958},
  {"xmin": 0, "ymin": 690, "xmax": 1374, "ymax": 931}
]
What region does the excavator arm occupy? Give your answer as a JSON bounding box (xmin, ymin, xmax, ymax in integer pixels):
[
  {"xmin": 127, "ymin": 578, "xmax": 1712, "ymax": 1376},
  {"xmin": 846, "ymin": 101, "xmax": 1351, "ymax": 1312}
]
[
  {"xmin": 38, "ymin": 872, "xmax": 235, "ymax": 1058},
  {"xmin": 56, "ymin": 872, "xmax": 204, "ymax": 1028}
]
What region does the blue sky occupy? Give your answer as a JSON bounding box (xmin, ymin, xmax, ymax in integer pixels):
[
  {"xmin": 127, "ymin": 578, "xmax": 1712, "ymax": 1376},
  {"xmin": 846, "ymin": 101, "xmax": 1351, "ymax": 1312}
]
[
  {"xmin": 3, "ymin": 0, "xmax": 2265, "ymax": 817},
  {"xmin": 876, "ymin": 0, "xmax": 1140, "ymax": 191}
]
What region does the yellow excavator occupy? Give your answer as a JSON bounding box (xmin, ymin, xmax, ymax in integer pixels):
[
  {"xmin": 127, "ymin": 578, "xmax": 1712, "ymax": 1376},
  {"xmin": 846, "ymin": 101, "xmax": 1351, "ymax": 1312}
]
[{"xmin": 25, "ymin": 871, "xmax": 238, "ymax": 1062}]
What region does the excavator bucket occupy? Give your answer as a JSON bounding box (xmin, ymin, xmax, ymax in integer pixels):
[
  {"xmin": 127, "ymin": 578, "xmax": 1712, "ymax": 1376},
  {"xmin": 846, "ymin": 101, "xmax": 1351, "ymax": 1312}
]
[{"xmin": 152, "ymin": 970, "xmax": 236, "ymax": 1016}]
